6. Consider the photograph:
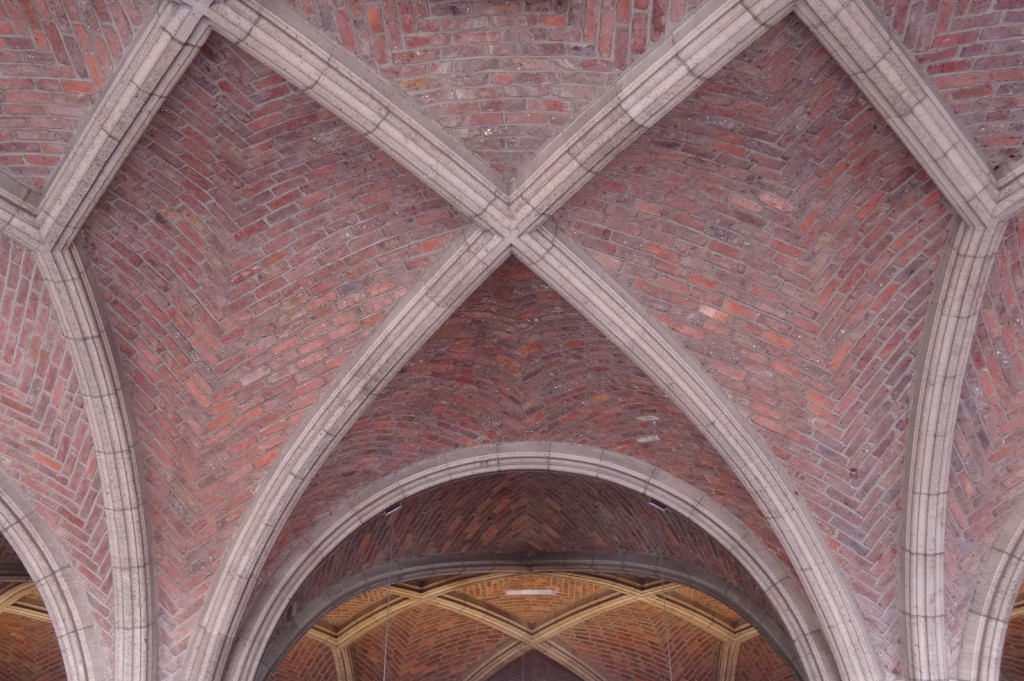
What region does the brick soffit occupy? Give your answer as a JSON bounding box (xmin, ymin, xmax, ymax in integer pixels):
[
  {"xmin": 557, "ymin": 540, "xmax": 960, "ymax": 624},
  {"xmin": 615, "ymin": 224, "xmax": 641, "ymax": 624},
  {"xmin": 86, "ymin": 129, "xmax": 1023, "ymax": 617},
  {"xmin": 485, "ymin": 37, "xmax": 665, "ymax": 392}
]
[{"xmin": 0, "ymin": 1, "xmax": 1019, "ymax": 681}]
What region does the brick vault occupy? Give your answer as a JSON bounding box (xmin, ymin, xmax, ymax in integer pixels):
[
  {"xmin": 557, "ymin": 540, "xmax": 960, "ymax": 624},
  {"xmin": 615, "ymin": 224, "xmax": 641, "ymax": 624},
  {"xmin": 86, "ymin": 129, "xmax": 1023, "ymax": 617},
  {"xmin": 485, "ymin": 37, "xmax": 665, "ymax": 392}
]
[{"xmin": 0, "ymin": 0, "xmax": 1022, "ymax": 680}]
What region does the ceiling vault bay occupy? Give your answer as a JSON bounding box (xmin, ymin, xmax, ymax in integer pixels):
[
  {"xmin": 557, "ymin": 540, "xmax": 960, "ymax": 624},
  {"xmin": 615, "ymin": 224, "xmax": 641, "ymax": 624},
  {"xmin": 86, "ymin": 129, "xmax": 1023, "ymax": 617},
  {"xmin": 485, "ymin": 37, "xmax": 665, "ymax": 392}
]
[{"xmin": 0, "ymin": 0, "xmax": 1022, "ymax": 680}]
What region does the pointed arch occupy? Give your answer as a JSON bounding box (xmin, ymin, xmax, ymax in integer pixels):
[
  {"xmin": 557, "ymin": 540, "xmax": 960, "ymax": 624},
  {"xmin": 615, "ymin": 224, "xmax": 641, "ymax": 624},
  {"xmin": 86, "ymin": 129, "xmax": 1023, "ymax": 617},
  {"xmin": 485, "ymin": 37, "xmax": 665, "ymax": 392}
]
[{"xmin": 224, "ymin": 443, "xmax": 836, "ymax": 681}]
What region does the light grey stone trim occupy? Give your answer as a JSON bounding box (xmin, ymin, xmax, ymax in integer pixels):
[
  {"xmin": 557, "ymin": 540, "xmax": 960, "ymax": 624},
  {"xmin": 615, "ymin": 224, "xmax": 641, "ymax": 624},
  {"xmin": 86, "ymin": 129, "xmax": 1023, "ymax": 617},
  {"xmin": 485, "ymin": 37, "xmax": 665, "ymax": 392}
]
[
  {"xmin": 899, "ymin": 221, "xmax": 1004, "ymax": 681},
  {"xmin": 0, "ymin": 476, "xmax": 99, "ymax": 681},
  {"xmin": 179, "ymin": 227, "xmax": 509, "ymax": 681},
  {"xmin": 508, "ymin": 0, "xmax": 794, "ymax": 234},
  {"xmin": 228, "ymin": 444, "xmax": 833, "ymax": 681},
  {"xmin": 718, "ymin": 640, "xmax": 741, "ymax": 681},
  {"xmin": 206, "ymin": 0, "xmax": 509, "ymax": 235},
  {"xmin": 997, "ymin": 159, "xmax": 1024, "ymax": 222},
  {"xmin": 515, "ymin": 229, "xmax": 872, "ymax": 681},
  {"xmin": 956, "ymin": 504, "xmax": 1024, "ymax": 681},
  {"xmin": 36, "ymin": 245, "xmax": 154, "ymax": 681},
  {"xmin": 795, "ymin": 0, "xmax": 998, "ymax": 233},
  {"xmin": 39, "ymin": 4, "xmax": 210, "ymax": 250}
]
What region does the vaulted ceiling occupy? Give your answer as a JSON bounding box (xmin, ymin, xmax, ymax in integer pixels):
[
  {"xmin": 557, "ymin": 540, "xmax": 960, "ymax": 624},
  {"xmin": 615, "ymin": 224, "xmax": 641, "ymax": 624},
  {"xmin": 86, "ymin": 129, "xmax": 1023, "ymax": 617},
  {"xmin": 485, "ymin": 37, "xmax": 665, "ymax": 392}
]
[{"xmin": 0, "ymin": 1, "xmax": 1023, "ymax": 681}]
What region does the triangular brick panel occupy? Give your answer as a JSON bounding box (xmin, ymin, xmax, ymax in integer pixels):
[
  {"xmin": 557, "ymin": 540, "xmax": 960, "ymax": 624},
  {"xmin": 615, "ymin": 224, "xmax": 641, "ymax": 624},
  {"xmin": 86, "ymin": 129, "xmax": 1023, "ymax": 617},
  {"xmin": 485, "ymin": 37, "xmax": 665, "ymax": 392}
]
[
  {"xmin": 271, "ymin": 257, "xmax": 782, "ymax": 573},
  {"xmin": 284, "ymin": 0, "xmax": 709, "ymax": 178},
  {"xmin": 554, "ymin": 601, "xmax": 719, "ymax": 681},
  {"xmin": 553, "ymin": 15, "xmax": 952, "ymax": 667},
  {"xmin": 82, "ymin": 34, "xmax": 467, "ymax": 674}
]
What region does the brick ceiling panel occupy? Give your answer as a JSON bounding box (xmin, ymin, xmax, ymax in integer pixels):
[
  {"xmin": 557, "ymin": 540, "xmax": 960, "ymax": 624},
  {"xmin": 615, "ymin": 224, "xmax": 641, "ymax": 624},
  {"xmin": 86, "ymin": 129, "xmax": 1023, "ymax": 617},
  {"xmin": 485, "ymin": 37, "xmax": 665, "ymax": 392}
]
[
  {"xmin": 870, "ymin": 0, "xmax": 1024, "ymax": 170},
  {"xmin": 456, "ymin": 574, "xmax": 611, "ymax": 628},
  {"xmin": 946, "ymin": 216, "xmax": 1024, "ymax": 665},
  {"xmin": 734, "ymin": 634, "xmax": 799, "ymax": 681},
  {"xmin": 267, "ymin": 637, "xmax": 337, "ymax": 681},
  {"xmin": 488, "ymin": 650, "xmax": 583, "ymax": 681},
  {"xmin": 0, "ymin": 0, "xmax": 153, "ymax": 189},
  {"xmin": 0, "ymin": 610, "xmax": 67, "ymax": 681},
  {"xmin": 285, "ymin": 0, "xmax": 708, "ymax": 179},
  {"xmin": 554, "ymin": 16, "xmax": 954, "ymax": 667},
  {"xmin": 271, "ymin": 472, "xmax": 778, "ymax": 649},
  {"xmin": 272, "ymin": 258, "xmax": 782, "ymax": 569},
  {"xmin": 81, "ymin": 34, "xmax": 467, "ymax": 670},
  {"xmin": 351, "ymin": 604, "xmax": 511, "ymax": 681},
  {"xmin": 553, "ymin": 601, "xmax": 720, "ymax": 681},
  {"xmin": 0, "ymin": 234, "xmax": 113, "ymax": 656}
]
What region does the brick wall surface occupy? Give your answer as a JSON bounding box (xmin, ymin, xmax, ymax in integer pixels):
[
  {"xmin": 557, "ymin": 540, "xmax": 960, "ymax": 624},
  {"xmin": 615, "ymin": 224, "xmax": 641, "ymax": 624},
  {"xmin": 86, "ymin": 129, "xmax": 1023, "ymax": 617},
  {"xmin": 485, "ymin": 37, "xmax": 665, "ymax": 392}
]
[
  {"xmin": 270, "ymin": 258, "xmax": 784, "ymax": 573},
  {"xmin": 0, "ymin": 0, "xmax": 153, "ymax": 188},
  {"xmin": 82, "ymin": 35, "xmax": 464, "ymax": 677},
  {"xmin": 285, "ymin": 0, "xmax": 706, "ymax": 178},
  {"xmin": 351, "ymin": 604, "xmax": 510, "ymax": 681},
  {"xmin": 268, "ymin": 637, "xmax": 337, "ymax": 681},
  {"xmin": 946, "ymin": 217, "xmax": 1024, "ymax": 666},
  {"xmin": 0, "ymin": 235, "xmax": 113, "ymax": 656},
  {"xmin": 0, "ymin": 611, "xmax": 68, "ymax": 681},
  {"xmin": 489, "ymin": 651, "xmax": 583, "ymax": 681},
  {"xmin": 552, "ymin": 16, "xmax": 952, "ymax": 668},
  {"xmin": 734, "ymin": 634, "xmax": 799, "ymax": 681},
  {"xmin": 870, "ymin": 0, "xmax": 1024, "ymax": 170},
  {"xmin": 554, "ymin": 601, "xmax": 720, "ymax": 681},
  {"xmin": 272, "ymin": 472, "xmax": 778, "ymax": 649}
]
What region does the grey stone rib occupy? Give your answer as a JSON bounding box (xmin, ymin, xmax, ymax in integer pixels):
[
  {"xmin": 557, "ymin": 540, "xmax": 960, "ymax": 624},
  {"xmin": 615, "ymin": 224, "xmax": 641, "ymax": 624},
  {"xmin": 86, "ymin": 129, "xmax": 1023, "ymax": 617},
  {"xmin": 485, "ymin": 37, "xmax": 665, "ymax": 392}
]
[
  {"xmin": 997, "ymin": 158, "xmax": 1024, "ymax": 221},
  {"xmin": 36, "ymin": 245, "xmax": 154, "ymax": 681},
  {"xmin": 231, "ymin": 445, "xmax": 828, "ymax": 681}
]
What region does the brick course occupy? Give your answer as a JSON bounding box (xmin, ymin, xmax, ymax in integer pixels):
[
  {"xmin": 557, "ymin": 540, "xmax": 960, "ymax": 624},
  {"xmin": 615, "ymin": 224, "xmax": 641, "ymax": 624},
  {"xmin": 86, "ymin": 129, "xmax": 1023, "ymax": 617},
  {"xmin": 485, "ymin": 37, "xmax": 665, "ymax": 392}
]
[{"xmin": 0, "ymin": 610, "xmax": 67, "ymax": 681}]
